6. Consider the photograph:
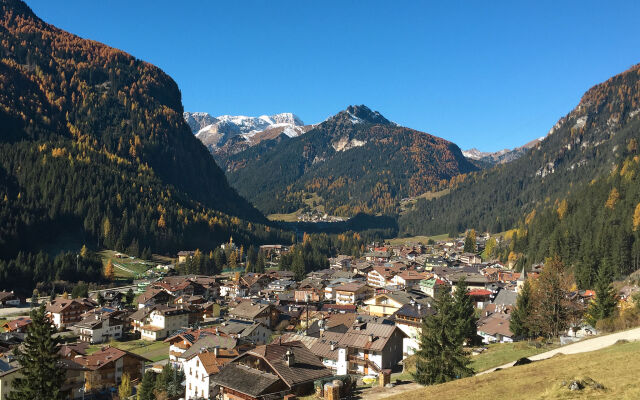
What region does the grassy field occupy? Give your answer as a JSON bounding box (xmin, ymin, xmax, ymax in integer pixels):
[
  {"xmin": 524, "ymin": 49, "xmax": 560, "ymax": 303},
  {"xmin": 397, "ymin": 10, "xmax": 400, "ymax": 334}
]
[
  {"xmin": 98, "ymin": 250, "xmax": 155, "ymax": 278},
  {"xmin": 387, "ymin": 340, "xmax": 640, "ymax": 400},
  {"xmin": 87, "ymin": 339, "xmax": 170, "ymax": 362},
  {"xmin": 470, "ymin": 341, "xmax": 560, "ymax": 372},
  {"xmin": 386, "ymin": 234, "xmax": 450, "ymax": 246},
  {"xmin": 267, "ymin": 212, "xmax": 300, "ymax": 222}
]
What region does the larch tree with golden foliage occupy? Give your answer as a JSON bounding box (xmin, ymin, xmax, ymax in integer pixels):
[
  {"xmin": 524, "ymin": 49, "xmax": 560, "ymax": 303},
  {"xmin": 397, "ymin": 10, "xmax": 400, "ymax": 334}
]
[{"xmin": 104, "ymin": 259, "xmax": 115, "ymax": 280}]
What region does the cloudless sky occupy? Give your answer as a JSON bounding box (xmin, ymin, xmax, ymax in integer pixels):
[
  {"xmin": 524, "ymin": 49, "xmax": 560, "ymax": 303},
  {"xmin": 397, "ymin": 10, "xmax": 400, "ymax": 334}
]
[{"xmin": 26, "ymin": 0, "xmax": 640, "ymax": 151}]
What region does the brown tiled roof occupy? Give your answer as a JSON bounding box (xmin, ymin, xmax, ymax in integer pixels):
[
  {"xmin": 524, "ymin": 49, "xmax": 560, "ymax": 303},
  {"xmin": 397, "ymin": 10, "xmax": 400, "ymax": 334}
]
[
  {"xmin": 3, "ymin": 317, "xmax": 31, "ymax": 331},
  {"xmin": 244, "ymin": 341, "xmax": 332, "ymax": 387},
  {"xmin": 229, "ymin": 301, "xmax": 272, "ymax": 319},
  {"xmin": 212, "ymin": 364, "xmax": 281, "ymax": 397},
  {"xmin": 46, "ymin": 297, "xmax": 96, "ymax": 313},
  {"xmin": 196, "ymin": 350, "xmax": 238, "ymax": 375},
  {"xmin": 0, "ymin": 292, "xmax": 16, "ymax": 302},
  {"xmin": 74, "ymin": 346, "xmax": 150, "ymax": 370},
  {"xmin": 337, "ymin": 322, "xmax": 405, "ymax": 352},
  {"xmin": 477, "ymin": 312, "xmax": 513, "ymax": 338},
  {"xmin": 333, "ymin": 282, "xmax": 369, "ymax": 293}
]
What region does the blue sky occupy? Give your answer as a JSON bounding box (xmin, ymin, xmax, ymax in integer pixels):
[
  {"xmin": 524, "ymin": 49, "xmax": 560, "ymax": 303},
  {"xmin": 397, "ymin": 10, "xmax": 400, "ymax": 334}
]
[{"xmin": 27, "ymin": 0, "xmax": 640, "ymax": 151}]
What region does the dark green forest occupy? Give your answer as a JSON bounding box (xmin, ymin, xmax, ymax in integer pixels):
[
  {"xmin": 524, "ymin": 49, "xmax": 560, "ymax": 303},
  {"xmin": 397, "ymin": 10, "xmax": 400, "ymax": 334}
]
[
  {"xmin": 0, "ymin": 0, "xmax": 285, "ymax": 292},
  {"xmin": 512, "ymin": 141, "xmax": 640, "ymax": 289},
  {"xmin": 222, "ymin": 105, "xmax": 477, "ymax": 216},
  {"xmin": 399, "ymin": 63, "xmax": 640, "ymax": 237}
]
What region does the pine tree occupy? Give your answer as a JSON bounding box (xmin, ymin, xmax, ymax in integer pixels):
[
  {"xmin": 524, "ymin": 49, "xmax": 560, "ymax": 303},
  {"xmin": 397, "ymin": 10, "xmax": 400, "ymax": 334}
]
[
  {"xmin": 451, "ymin": 279, "xmax": 478, "ymax": 345},
  {"xmin": 587, "ymin": 266, "xmax": 617, "ymax": 326},
  {"xmin": 7, "ymin": 305, "xmax": 66, "ymax": 400},
  {"xmin": 256, "ymin": 251, "xmax": 266, "ymax": 273},
  {"xmin": 292, "ymin": 251, "xmax": 306, "ymax": 281},
  {"xmin": 413, "ymin": 291, "xmax": 474, "ymax": 385},
  {"xmin": 125, "ymin": 288, "xmax": 135, "ymax": 305},
  {"xmin": 510, "ymin": 279, "xmax": 533, "ymax": 338},
  {"xmin": 137, "ymin": 371, "xmax": 157, "ymax": 400},
  {"xmin": 118, "ymin": 372, "xmax": 132, "ymax": 400},
  {"xmin": 463, "ymin": 229, "xmax": 477, "ymax": 253}
]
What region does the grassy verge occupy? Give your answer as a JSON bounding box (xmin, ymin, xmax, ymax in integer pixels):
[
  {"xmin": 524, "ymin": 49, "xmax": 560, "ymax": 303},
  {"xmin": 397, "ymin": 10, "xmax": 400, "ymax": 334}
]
[
  {"xmin": 470, "ymin": 341, "xmax": 560, "ymax": 372},
  {"xmin": 386, "ymin": 234, "xmax": 449, "ymax": 246},
  {"xmin": 87, "ymin": 339, "xmax": 170, "ymax": 362},
  {"xmin": 388, "ymin": 340, "xmax": 640, "ymax": 400}
]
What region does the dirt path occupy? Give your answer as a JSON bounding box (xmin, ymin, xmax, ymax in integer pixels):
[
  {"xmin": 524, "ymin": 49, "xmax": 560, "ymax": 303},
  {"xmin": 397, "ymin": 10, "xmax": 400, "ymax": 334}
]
[
  {"xmin": 361, "ymin": 327, "xmax": 640, "ymax": 399},
  {"xmin": 478, "ymin": 326, "xmax": 640, "ymax": 375}
]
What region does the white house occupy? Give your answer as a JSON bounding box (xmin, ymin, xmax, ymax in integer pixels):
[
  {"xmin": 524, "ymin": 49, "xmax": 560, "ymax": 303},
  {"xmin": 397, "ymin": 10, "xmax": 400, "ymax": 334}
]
[{"xmin": 140, "ymin": 306, "xmax": 190, "ymax": 341}]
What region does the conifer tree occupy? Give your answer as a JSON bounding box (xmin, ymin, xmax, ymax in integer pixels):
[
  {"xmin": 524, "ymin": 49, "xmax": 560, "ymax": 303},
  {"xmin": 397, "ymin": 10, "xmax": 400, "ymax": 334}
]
[
  {"xmin": 587, "ymin": 266, "xmax": 618, "ymax": 326},
  {"xmin": 463, "ymin": 229, "xmax": 477, "ymax": 253},
  {"xmin": 451, "ymin": 279, "xmax": 479, "ymax": 345},
  {"xmin": 137, "ymin": 371, "xmax": 157, "ymax": 400},
  {"xmin": 256, "ymin": 251, "xmax": 266, "ymax": 273},
  {"xmin": 413, "ymin": 291, "xmax": 474, "ymax": 385},
  {"xmin": 7, "ymin": 305, "xmax": 66, "ymax": 400},
  {"xmin": 510, "ymin": 279, "xmax": 533, "ymax": 338}
]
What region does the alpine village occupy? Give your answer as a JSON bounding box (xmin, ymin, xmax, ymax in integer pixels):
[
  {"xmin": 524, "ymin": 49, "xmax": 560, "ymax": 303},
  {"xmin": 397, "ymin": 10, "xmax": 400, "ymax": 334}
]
[{"xmin": 1, "ymin": 1, "xmax": 640, "ymax": 399}]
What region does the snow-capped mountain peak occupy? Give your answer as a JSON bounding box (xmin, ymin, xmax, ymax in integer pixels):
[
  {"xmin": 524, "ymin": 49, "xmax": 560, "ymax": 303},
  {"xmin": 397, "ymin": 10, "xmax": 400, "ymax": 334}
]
[{"xmin": 184, "ymin": 111, "xmax": 308, "ymax": 154}]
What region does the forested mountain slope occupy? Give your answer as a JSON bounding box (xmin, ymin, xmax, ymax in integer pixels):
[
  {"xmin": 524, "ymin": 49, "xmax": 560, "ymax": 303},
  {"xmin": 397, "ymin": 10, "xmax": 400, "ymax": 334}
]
[
  {"xmin": 0, "ymin": 0, "xmax": 277, "ymax": 268},
  {"xmin": 222, "ymin": 105, "xmax": 478, "ymax": 216},
  {"xmin": 400, "ymin": 63, "xmax": 640, "ymax": 236}
]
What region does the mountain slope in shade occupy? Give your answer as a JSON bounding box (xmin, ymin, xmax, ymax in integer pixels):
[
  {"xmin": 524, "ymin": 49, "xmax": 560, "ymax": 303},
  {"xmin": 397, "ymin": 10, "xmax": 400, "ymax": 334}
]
[
  {"xmin": 221, "ymin": 105, "xmax": 478, "ymax": 216},
  {"xmin": 400, "ymin": 62, "xmax": 640, "ymax": 236},
  {"xmin": 0, "ymin": 0, "xmax": 276, "ymax": 261}
]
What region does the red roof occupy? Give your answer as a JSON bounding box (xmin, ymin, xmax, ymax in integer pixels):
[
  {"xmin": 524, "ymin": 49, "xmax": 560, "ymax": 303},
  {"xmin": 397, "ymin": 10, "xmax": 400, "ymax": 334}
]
[{"xmin": 467, "ymin": 289, "xmax": 492, "ymax": 297}]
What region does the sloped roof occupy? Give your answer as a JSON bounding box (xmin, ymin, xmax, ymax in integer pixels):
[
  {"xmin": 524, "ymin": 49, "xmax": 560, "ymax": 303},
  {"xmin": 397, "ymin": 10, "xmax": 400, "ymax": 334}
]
[
  {"xmin": 229, "ymin": 301, "xmax": 272, "ymax": 319},
  {"xmin": 74, "ymin": 346, "xmax": 150, "ymax": 370},
  {"xmin": 181, "ymin": 335, "xmax": 238, "ymax": 360},
  {"xmin": 477, "ymin": 312, "xmax": 513, "ymax": 338},
  {"xmin": 197, "ymin": 350, "xmax": 238, "ymax": 375},
  {"xmin": 337, "ymin": 322, "xmax": 405, "ymax": 352},
  {"xmin": 243, "ymin": 341, "xmax": 332, "ymax": 387},
  {"xmin": 212, "ymin": 363, "xmax": 281, "ymax": 396}
]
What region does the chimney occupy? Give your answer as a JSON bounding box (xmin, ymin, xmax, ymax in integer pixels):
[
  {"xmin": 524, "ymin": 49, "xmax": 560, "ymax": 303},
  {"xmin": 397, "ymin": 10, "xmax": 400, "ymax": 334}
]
[
  {"xmin": 368, "ymin": 334, "xmax": 374, "ymax": 342},
  {"xmin": 214, "ymin": 347, "xmax": 219, "ymax": 357},
  {"xmin": 285, "ymin": 349, "xmax": 295, "ymax": 367}
]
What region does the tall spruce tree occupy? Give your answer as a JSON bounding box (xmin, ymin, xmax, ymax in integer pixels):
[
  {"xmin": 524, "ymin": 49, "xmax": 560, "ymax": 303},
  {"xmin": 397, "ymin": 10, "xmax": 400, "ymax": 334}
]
[
  {"xmin": 587, "ymin": 266, "xmax": 618, "ymax": 326},
  {"xmin": 137, "ymin": 371, "xmax": 157, "ymax": 400},
  {"xmin": 463, "ymin": 230, "xmax": 477, "ymax": 253},
  {"xmin": 413, "ymin": 291, "xmax": 474, "ymax": 385},
  {"xmin": 7, "ymin": 305, "xmax": 66, "ymax": 400},
  {"xmin": 510, "ymin": 279, "xmax": 533, "ymax": 338},
  {"xmin": 452, "ymin": 279, "xmax": 479, "ymax": 345}
]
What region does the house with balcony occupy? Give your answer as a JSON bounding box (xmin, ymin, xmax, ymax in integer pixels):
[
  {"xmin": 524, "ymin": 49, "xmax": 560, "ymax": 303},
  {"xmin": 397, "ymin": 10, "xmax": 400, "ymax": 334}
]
[
  {"xmin": 210, "ymin": 341, "xmax": 333, "ymax": 400},
  {"xmin": 72, "ymin": 309, "xmax": 124, "ymax": 344},
  {"xmin": 333, "ymin": 282, "xmax": 374, "ymax": 305},
  {"xmin": 138, "ymin": 305, "xmax": 191, "ymax": 341},
  {"xmin": 46, "ymin": 297, "xmax": 98, "ymax": 330}
]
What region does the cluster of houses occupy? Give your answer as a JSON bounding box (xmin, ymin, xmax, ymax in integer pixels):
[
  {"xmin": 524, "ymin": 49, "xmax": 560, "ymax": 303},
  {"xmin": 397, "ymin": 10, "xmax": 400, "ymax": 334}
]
[{"xmin": 0, "ymin": 236, "xmax": 623, "ymax": 400}]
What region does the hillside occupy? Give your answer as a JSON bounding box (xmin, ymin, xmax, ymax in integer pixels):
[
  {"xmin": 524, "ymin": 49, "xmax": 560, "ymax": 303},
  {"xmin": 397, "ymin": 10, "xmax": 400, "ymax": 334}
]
[
  {"xmin": 221, "ymin": 105, "xmax": 478, "ymax": 216},
  {"xmin": 382, "ymin": 340, "xmax": 640, "ymax": 400},
  {"xmin": 400, "ymin": 63, "xmax": 640, "ymax": 236},
  {"xmin": 0, "ymin": 0, "xmax": 281, "ymax": 288}
]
